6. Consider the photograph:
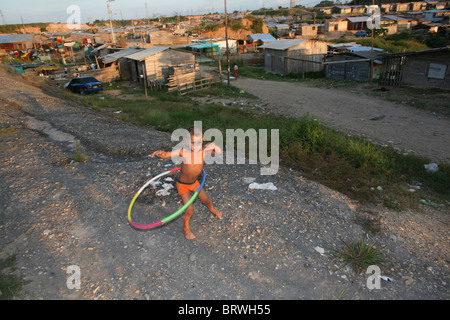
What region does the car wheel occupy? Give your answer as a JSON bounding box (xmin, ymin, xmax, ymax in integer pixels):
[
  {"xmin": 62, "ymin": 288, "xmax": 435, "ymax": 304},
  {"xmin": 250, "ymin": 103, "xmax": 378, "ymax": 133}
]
[{"xmin": 80, "ymin": 89, "xmax": 86, "ymax": 95}]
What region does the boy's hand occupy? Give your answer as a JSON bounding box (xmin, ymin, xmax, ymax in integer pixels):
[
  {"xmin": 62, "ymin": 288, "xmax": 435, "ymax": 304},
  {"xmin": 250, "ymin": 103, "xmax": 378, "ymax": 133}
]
[
  {"xmin": 204, "ymin": 142, "xmax": 222, "ymax": 154},
  {"xmin": 151, "ymin": 150, "xmax": 165, "ymax": 158}
]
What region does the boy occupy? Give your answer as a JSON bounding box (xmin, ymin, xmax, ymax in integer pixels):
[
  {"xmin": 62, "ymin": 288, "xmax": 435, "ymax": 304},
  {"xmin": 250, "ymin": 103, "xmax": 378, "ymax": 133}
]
[{"xmin": 151, "ymin": 127, "xmax": 222, "ymax": 239}]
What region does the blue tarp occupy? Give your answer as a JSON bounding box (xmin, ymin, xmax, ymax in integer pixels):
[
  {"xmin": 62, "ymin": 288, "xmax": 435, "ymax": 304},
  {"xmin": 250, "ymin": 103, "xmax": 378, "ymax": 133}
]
[{"xmin": 188, "ymin": 43, "xmax": 221, "ymax": 55}]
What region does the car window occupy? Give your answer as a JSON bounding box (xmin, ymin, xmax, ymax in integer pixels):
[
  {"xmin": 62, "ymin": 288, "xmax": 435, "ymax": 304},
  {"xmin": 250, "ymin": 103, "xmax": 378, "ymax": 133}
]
[
  {"xmin": 71, "ymin": 79, "xmax": 80, "ymax": 84},
  {"xmin": 80, "ymin": 77, "xmax": 98, "ymax": 83}
]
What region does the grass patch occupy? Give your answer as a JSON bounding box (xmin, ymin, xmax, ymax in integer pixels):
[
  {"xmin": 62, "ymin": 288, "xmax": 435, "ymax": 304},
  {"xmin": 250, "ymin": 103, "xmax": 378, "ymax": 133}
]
[
  {"xmin": 0, "ymin": 255, "xmax": 29, "ymax": 300},
  {"xmin": 70, "ymin": 139, "xmax": 90, "ymax": 162},
  {"xmin": 68, "ymin": 82, "xmax": 450, "ymax": 210},
  {"xmin": 332, "ymin": 240, "xmax": 386, "ymax": 276}
]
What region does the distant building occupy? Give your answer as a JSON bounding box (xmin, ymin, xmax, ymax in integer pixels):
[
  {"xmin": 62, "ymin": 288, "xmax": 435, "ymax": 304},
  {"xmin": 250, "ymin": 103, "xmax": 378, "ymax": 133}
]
[
  {"xmin": 0, "ymin": 34, "xmax": 41, "ymax": 52},
  {"xmin": 259, "ymin": 39, "xmax": 328, "ymax": 75}
]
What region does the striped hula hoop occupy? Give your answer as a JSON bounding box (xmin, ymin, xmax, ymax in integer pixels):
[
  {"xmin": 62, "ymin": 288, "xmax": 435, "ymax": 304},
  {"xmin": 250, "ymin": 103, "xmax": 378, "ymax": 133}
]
[{"xmin": 127, "ymin": 167, "xmax": 206, "ymax": 230}]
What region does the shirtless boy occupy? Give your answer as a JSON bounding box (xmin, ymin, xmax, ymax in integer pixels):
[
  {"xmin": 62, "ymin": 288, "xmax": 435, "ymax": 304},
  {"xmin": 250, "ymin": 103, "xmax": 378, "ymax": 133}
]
[{"xmin": 151, "ymin": 126, "xmax": 223, "ymax": 239}]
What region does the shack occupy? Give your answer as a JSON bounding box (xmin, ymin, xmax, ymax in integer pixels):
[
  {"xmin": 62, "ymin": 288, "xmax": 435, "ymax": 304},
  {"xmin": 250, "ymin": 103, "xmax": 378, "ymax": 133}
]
[
  {"xmin": 379, "ymin": 47, "xmax": 450, "ymax": 88},
  {"xmin": 326, "ymin": 49, "xmax": 387, "ymax": 81},
  {"xmin": 247, "ymin": 33, "xmax": 276, "ymax": 47},
  {"xmin": 259, "ymin": 39, "xmax": 328, "ymax": 75},
  {"xmin": 0, "ymin": 34, "xmax": 41, "ymax": 52},
  {"xmin": 123, "ymin": 46, "xmax": 196, "ymax": 86}
]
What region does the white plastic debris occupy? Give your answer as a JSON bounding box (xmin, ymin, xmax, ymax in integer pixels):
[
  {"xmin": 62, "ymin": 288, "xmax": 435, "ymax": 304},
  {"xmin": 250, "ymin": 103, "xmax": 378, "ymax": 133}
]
[
  {"xmin": 314, "ymin": 246, "xmax": 325, "ymax": 255},
  {"xmin": 243, "ymin": 177, "xmax": 256, "ymax": 184},
  {"xmin": 164, "ymin": 177, "xmax": 174, "ymax": 182},
  {"xmin": 156, "ymin": 189, "xmax": 171, "ymax": 196},
  {"xmin": 149, "ymin": 180, "xmax": 162, "ymax": 188},
  {"xmin": 248, "ymin": 182, "xmax": 277, "ymax": 190},
  {"xmin": 155, "ymin": 183, "xmax": 174, "ymax": 196},
  {"xmin": 378, "ymin": 275, "xmax": 394, "ymax": 282},
  {"xmin": 424, "ymin": 163, "xmax": 438, "ymax": 173}
]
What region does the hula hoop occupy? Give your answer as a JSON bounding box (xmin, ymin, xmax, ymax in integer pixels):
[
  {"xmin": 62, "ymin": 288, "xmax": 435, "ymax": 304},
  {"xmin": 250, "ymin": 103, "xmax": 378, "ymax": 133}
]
[{"xmin": 128, "ymin": 167, "xmax": 206, "ymax": 230}]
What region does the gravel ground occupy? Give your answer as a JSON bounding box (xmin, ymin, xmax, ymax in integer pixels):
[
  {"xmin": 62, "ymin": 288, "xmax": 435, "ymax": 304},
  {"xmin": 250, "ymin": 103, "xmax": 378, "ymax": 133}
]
[{"xmin": 0, "ymin": 69, "xmax": 448, "ymax": 301}]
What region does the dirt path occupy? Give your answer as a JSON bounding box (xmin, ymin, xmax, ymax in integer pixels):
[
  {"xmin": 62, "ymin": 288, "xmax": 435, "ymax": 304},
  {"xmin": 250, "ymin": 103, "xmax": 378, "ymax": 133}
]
[
  {"xmin": 232, "ymin": 77, "xmax": 450, "ymax": 163},
  {"xmin": 0, "ymin": 69, "xmax": 448, "ymax": 301}
]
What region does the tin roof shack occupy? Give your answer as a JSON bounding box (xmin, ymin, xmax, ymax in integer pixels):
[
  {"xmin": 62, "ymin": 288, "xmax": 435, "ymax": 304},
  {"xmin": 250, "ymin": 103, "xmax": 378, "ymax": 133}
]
[
  {"xmin": 260, "ymin": 39, "xmax": 328, "ymax": 75},
  {"xmin": 98, "ymin": 47, "xmax": 144, "ymax": 81},
  {"xmin": 247, "ymin": 33, "xmax": 277, "ymax": 47},
  {"xmin": 394, "ymin": 3, "xmax": 410, "ymax": 13},
  {"xmin": 319, "ymin": 19, "xmax": 349, "ymax": 35},
  {"xmin": 0, "ymin": 34, "xmax": 41, "ymax": 52},
  {"xmin": 383, "ymin": 15, "xmax": 419, "ymax": 32},
  {"xmin": 393, "ymin": 47, "xmax": 450, "ymax": 88},
  {"xmin": 294, "ymin": 24, "xmax": 320, "ymax": 39},
  {"xmin": 332, "ymin": 6, "xmax": 352, "ymax": 14},
  {"xmin": 325, "ymin": 49, "xmax": 387, "ymax": 81},
  {"xmin": 123, "ymin": 47, "xmax": 196, "ymax": 87}
]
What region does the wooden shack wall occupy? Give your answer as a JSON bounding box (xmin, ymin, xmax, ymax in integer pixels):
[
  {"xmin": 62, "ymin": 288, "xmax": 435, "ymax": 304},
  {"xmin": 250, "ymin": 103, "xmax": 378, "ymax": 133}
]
[
  {"xmin": 402, "ymin": 51, "xmax": 450, "ymax": 88},
  {"xmin": 326, "ymin": 55, "xmax": 371, "ymax": 80},
  {"xmin": 264, "ymin": 41, "xmax": 327, "ymax": 74},
  {"xmin": 144, "ymin": 49, "xmax": 195, "ymax": 81}
]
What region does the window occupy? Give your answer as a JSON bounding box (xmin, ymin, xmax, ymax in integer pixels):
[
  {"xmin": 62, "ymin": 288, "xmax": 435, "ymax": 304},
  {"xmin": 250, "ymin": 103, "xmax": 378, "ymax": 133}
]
[{"xmin": 428, "ymin": 63, "xmax": 447, "ymax": 79}]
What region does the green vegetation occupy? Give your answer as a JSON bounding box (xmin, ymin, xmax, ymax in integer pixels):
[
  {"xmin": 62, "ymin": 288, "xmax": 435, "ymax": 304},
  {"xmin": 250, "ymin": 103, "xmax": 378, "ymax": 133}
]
[
  {"xmin": 0, "ymin": 255, "xmax": 29, "ymax": 300},
  {"xmin": 0, "ymin": 22, "xmax": 48, "ymax": 34},
  {"xmin": 70, "ymin": 139, "xmax": 90, "ymax": 162},
  {"xmin": 332, "ymin": 240, "xmax": 386, "ymax": 276},
  {"xmin": 69, "ymin": 82, "xmax": 449, "ymax": 211}
]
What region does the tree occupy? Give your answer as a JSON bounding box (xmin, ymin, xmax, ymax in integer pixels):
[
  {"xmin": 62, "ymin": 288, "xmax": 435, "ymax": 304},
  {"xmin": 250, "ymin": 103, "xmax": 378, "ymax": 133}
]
[{"xmin": 314, "ymin": 0, "xmax": 335, "ymax": 7}]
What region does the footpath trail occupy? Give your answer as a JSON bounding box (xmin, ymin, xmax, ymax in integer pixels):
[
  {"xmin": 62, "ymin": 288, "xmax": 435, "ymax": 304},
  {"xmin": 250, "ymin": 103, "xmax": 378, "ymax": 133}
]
[
  {"xmin": 232, "ymin": 77, "xmax": 450, "ymax": 163},
  {"xmin": 0, "ymin": 69, "xmax": 448, "ymax": 300}
]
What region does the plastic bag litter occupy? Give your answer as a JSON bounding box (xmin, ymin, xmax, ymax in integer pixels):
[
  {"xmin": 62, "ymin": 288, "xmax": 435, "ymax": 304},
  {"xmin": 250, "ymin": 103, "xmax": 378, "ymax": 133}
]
[
  {"xmin": 156, "ymin": 183, "xmax": 174, "ymax": 196},
  {"xmin": 424, "ymin": 163, "xmax": 438, "ymax": 173},
  {"xmin": 248, "ymin": 182, "xmax": 277, "ymax": 190},
  {"xmin": 149, "ymin": 180, "xmax": 162, "ymax": 188},
  {"xmin": 379, "ymin": 275, "xmax": 393, "ymax": 282}
]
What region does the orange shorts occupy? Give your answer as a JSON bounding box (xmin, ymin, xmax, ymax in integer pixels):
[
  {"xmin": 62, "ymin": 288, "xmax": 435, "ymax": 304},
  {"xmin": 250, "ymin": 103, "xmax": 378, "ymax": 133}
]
[{"xmin": 176, "ymin": 180, "xmax": 200, "ymax": 196}]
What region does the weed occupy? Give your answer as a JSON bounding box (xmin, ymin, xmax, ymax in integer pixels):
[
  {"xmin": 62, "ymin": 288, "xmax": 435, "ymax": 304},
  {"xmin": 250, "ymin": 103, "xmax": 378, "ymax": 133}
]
[
  {"xmin": 332, "ymin": 240, "xmax": 386, "ymax": 276},
  {"xmin": 71, "ymin": 139, "xmax": 90, "ymax": 162}
]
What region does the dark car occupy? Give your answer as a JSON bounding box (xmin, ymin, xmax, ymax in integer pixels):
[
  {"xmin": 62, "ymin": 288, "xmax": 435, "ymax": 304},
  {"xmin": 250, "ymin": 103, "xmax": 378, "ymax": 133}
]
[
  {"xmin": 354, "ymin": 30, "xmax": 368, "ymax": 37},
  {"xmin": 64, "ymin": 76, "xmax": 103, "ymax": 94}
]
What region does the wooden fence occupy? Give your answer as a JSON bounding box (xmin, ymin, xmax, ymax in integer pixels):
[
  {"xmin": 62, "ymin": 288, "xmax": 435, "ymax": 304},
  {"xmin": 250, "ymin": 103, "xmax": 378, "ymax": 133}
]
[{"xmin": 167, "ymin": 77, "xmax": 221, "ymax": 95}]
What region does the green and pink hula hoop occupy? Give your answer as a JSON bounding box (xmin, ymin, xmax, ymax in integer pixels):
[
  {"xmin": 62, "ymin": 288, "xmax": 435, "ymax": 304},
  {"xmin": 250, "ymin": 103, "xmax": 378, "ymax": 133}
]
[{"xmin": 127, "ymin": 167, "xmax": 206, "ymax": 230}]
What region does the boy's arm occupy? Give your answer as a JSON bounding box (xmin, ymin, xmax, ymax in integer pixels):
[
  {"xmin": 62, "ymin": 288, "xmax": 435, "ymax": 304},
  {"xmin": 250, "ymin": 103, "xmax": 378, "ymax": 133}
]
[
  {"xmin": 151, "ymin": 149, "xmax": 182, "ymax": 159},
  {"xmin": 203, "ymin": 142, "xmax": 222, "ymax": 155}
]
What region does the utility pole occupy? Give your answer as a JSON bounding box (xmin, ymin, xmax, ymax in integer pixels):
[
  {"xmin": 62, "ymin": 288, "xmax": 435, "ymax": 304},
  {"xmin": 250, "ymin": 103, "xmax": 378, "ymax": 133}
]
[
  {"xmin": 370, "ymin": 0, "xmax": 374, "ymax": 83},
  {"xmin": 224, "ymin": 0, "xmax": 230, "ymax": 86},
  {"xmin": 107, "ymin": 0, "xmax": 116, "ymax": 43},
  {"xmin": 0, "ymin": 10, "xmax": 6, "ymax": 25}
]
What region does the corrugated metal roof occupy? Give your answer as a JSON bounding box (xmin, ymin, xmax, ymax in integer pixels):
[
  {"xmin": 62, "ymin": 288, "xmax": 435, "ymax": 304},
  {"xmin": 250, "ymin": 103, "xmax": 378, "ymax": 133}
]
[
  {"xmin": 347, "ymin": 16, "xmax": 370, "ymax": 23},
  {"xmin": 347, "ymin": 46, "xmax": 384, "ymax": 52},
  {"xmin": 125, "ymin": 46, "xmax": 169, "ymax": 61},
  {"xmin": 259, "ymin": 39, "xmax": 307, "ymax": 50},
  {"xmin": 101, "ymin": 47, "xmax": 144, "ymax": 63},
  {"xmin": 247, "ymin": 33, "xmax": 276, "ymax": 43},
  {"xmin": 0, "ymin": 34, "xmax": 34, "ymax": 44},
  {"xmin": 92, "ymin": 43, "xmax": 111, "ymax": 53}
]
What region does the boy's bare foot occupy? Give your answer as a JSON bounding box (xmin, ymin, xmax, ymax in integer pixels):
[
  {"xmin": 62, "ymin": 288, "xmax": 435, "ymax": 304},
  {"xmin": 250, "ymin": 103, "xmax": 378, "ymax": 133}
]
[
  {"xmin": 184, "ymin": 229, "xmax": 196, "ymax": 240},
  {"xmin": 211, "ymin": 208, "xmax": 223, "ymax": 219}
]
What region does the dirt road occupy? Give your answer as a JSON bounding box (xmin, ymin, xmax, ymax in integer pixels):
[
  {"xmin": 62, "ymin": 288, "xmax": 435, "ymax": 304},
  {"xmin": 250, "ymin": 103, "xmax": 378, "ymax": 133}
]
[
  {"xmin": 0, "ymin": 69, "xmax": 448, "ymax": 301},
  {"xmin": 232, "ymin": 77, "xmax": 450, "ymax": 163}
]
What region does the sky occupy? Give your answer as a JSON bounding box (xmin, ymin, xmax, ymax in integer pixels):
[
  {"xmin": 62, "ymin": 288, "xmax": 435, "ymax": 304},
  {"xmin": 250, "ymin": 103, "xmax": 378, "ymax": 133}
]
[{"xmin": 1, "ymin": 0, "xmax": 323, "ymax": 25}]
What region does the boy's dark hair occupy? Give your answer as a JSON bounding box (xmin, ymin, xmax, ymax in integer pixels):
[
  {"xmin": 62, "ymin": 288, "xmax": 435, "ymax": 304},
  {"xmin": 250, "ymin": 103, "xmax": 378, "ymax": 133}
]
[{"xmin": 188, "ymin": 126, "xmax": 202, "ymax": 137}]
